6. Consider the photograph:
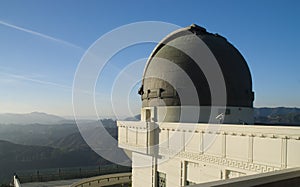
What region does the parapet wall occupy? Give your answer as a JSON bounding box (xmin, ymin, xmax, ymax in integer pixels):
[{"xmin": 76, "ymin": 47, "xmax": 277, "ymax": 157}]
[{"xmin": 118, "ymin": 121, "xmax": 300, "ymax": 173}]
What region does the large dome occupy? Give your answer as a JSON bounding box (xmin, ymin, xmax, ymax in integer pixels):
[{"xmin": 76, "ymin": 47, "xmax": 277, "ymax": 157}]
[{"xmin": 139, "ymin": 24, "xmax": 254, "ymax": 109}]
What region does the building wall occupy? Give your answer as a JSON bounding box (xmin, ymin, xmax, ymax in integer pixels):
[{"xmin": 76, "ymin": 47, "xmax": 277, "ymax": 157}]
[
  {"xmin": 131, "ymin": 153, "xmax": 255, "ymax": 187},
  {"xmin": 185, "ymin": 161, "xmax": 222, "ymax": 184},
  {"xmin": 157, "ymin": 157, "xmax": 182, "ymax": 187},
  {"xmin": 132, "ymin": 153, "xmax": 153, "ymax": 187},
  {"xmin": 118, "ymin": 121, "xmax": 300, "ymax": 187}
]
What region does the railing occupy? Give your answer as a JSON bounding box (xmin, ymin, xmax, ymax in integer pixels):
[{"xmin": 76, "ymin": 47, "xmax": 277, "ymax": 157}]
[
  {"xmin": 118, "ymin": 121, "xmax": 156, "ymax": 155},
  {"xmin": 15, "ymin": 164, "xmax": 131, "ymax": 184},
  {"xmin": 71, "ymin": 172, "xmax": 132, "ymax": 187}
]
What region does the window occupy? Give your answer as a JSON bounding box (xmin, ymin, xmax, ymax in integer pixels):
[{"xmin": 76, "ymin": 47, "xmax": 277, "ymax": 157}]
[
  {"xmin": 145, "ymin": 109, "xmax": 151, "ymax": 122},
  {"xmin": 157, "ymin": 171, "xmax": 166, "ymax": 187},
  {"xmin": 225, "ymin": 170, "xmax": 246, "ymax": 179},
  {"xmin": 225, "ymin": 108, "xmax": 231, "ymax": 115}
]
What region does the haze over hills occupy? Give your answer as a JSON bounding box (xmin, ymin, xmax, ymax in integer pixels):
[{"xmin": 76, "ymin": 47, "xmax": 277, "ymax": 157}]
[
  {"xmin": 0, "ymin": 119, "xmax": 120, "ymax": 184},
  {"xmin": 0, "ymin": 139, "xmax": 108, "ymax": 184},
  {"xmin": 0, "ymin": 112, "xmax": 66, "ymax": 125},
  {"xmin": 255, "ymin": 107, "xmax": 300, "ymax": 117},
  {"xmin": 254, "ymin": 107, "xmax": 300, "ymax": 125},
  {"xmin": 0, "ymin": 123, "xmax": 78, "ymax": 146},
  {"xmin": 1, "ymin": 107, "xmax": 299, "ymax": 126}
]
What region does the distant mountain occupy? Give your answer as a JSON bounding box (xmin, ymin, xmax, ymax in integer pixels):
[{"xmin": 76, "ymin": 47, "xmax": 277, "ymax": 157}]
[
  {"xmin": 0, "ymin": 119, "xmax": 118, "ymax": 146},
  {"xmin": 50, "ymin": 131, "xmax": 88, "ymax": 151},
  {"xmin": 0, "ymin": 123, "xmax": 78, "ymax": 146},
  {"xmin": 0, "ymin": 118, "xmax": 124, "ymax": 184},
  {"xmin": 50, "ymin": 122, "xmax": 118, "ymax": 151},
  {"xmin": 123, "ymin": 108, "xmax": 300, "ymax": 125},
  {"xmin": 124, "ymin": 114, "xmax": 141, "ymax": 121},
  {"xmin": 0, "ymin": 112, "xmax": 66, "ymax": 125},
  {"xmin": 254, "ymin": 107, "xmax": 300, "ymax": 116},
  {"xmin": 254, "ymin": 107, "xmax": 300, "ymax": 125},
  {"xmin": 0, "ymin": 140, "xmax": 109, "ymax": 184}
]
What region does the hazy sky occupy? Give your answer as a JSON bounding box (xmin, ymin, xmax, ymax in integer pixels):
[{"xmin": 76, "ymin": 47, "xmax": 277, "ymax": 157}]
[{"xmin": 0, "ymin": 0, "xmax": 299, "ymax": 117}]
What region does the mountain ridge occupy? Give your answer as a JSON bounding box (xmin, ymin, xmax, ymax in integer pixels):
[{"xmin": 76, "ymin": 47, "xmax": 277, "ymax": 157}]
[
  {"xmin": 1, "ymin": 107, "xmax": 300, "ymax": 125},
  {"xmin": 0, "ymin": 112, "xmax": 66, "ymax": 125}
]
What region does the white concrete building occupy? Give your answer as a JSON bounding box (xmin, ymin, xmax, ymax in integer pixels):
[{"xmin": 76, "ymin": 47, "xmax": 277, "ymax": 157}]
[{"xmin": 117, "ymin": 24, "xmax": 300, "ymax": 187}]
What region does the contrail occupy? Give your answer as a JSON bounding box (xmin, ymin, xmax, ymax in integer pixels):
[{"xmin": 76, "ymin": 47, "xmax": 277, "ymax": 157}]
[
  {"xmin": 0, "ymin": 71, "xmax": 104, "ymax": 96},
  {"xmin": 1, "ymin": 72, "xmax": 72, "ymax": 90},
  {"xmin": 0, "ymin": 20, "xmax": 83, "ymax": 50}
]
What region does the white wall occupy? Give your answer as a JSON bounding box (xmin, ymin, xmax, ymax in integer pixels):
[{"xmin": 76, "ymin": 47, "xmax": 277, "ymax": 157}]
[
  {"xmin": 118, "ymin": 121, "xmax": 300, "ymax": 186},
  {"xmin": 157, "ymin": 157, "xmax": 182, "ymax": 187},
  {"xmin": 132, "ymin": 152, "xmax": 153, "ymax": 187}
]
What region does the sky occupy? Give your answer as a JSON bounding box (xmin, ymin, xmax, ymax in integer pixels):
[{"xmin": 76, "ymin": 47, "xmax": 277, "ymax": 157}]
[{"xmin": 0, "ymin": 0, "xmax": 299, "ymax": 117}]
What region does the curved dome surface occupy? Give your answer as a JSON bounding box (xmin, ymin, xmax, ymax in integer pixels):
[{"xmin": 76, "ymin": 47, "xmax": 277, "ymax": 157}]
[{"xmin": 139, "ymin": 24, "xmax": 254, "ymax": 109}]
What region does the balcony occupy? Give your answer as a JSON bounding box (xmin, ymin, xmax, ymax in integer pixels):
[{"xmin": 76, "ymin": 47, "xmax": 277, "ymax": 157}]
[{"xmin": 117, "ymin": 121, "xmax": 300, "ymax": 172}]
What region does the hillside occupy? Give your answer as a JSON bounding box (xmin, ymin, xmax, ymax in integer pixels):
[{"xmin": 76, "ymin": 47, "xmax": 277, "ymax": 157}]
[
  {"xmin": 50, "ymin": 126, "xmax": 118, "ymax": 151},
  {"xmin": 0, "ymin": 123, "xmax": 78, "ymax": 146},
  {"xmin": 0, "ymin": 140, "xmax": 109, "ymax": 184},
  {"xmin": 50, "ymin": 131, "xmax": 88, "ymax": 151},
  {"xmin": 0, "ymin": 119, "xmax": 117, "ymax": 147},
  {"xmin": 0, "ymin": 119, "xmax": 121, "ymax": 184}
]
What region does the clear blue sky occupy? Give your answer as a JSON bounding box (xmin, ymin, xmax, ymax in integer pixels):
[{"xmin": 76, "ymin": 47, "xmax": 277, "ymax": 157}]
[{"xmin": 0, "ymin": 0, "xmax": 299, "ymax": 117}]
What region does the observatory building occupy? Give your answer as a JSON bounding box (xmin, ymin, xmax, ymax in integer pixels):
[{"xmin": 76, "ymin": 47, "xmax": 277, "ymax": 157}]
[{"xmin": 117, "ymin": 24, "xmax": 300, "ymax": 186}]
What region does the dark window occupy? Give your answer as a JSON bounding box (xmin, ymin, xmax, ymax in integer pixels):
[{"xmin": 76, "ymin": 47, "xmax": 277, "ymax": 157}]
[
  {"xmin": 145, "ymin": 109, "xmax": 151, "ymax": 122},
  {"xmin": 157, "ymin": 171, "xmax": 166, "ymax": 187}
]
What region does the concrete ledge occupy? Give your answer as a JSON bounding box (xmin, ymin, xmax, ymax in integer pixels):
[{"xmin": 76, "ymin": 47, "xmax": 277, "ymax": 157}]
[
  {"xmin": 70, "ymin": 172, "xmax": 132, "ymax": 187},
  {"xmin": 189, "ymin": 167, "xmax": 300, "ymax": 187}
]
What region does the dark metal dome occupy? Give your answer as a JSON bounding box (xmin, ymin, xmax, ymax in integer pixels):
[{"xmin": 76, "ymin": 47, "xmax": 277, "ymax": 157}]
[{"xmin": 139, "ymin": 24, "xmax": 254, "ymax": 108}]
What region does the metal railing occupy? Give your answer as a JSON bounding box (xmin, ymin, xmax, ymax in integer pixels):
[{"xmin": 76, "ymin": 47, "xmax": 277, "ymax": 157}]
[{"xmin": 15, "ymin": 164, "xmax": 131, "ymax": 184}]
